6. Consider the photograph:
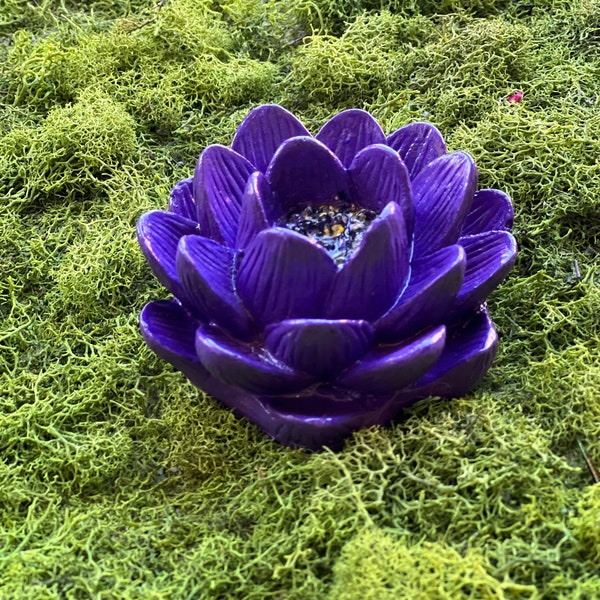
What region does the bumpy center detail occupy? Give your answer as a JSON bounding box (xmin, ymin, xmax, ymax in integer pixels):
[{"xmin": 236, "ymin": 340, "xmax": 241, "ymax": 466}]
[{"xmin": 279, "ymin": 202, "xmax": 377, "ymax": 266}]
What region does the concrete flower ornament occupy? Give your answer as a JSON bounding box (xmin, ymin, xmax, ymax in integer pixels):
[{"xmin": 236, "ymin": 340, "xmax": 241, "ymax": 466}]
[{"xmin": 137, "ymin": 105, "xmax": 517, "ymax": 450}]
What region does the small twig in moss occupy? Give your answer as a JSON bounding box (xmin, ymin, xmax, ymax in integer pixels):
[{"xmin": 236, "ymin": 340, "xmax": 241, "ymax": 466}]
[
  {"xmin": 577, "ymin": 440, "xmax": 600, "ymax": 484},
  {"xmin": 128, "ymin": 0, "xmax": 167, "ymax": 33}
]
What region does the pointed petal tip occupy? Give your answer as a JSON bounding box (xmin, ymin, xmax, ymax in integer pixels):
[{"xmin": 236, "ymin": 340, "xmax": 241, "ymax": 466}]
[
  {"xmin": 453, "ymin": 230, "xmax": 517, "ymax": 314},
  {"xmin": 387, "ymin": 121, "xmax": 447, "ymax": 179},
  {"xmin": 168, "ymin": 177, "xmax": 196, "ymax": 222},
  {"xmin": 316, "ymin": 109, "xmax": 386, "ymax": 168},
  {"xmin": 461, "ymin": 188, "xmax": 515, "ymax": 236},
  {"xmin": 335, "ymin": 325, "xmax": 447, "ymax": 395},
  {"xmin": 193, "ymin": 144, "xmax": 255, "ymax": 247},
  {"xmin": 400, "ymin": 309, "xmax": 499, "ymax": 401},
  {"xmin": 232, "ymin": 104, "xmax": 310, "ymax": 173},
  {"xmin": 137, "ymin": 210, "xmax": 199, "ymax": 296},
  {"xmin": 375, "ymin": 243, "xmax": 467, "ymax": 342},
  {"xmin": 412, "ymin": 151, "xmax": 478, "ymax": 257}
]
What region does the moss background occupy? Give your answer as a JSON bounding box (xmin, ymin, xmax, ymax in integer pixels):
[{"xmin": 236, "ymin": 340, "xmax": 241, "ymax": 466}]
[{"xmin": 1, "ymin": 0, "xmax": 599, "ymax": 597}]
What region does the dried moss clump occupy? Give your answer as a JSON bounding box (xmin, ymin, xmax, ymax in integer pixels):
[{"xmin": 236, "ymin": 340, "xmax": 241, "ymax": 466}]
[
  {"xmin": 571, "ymin": 485, "xmax": 600, "ymax": 564},
  {"xmin": 1, "ymin": 89, "xmax": 136, "ymax": 203},
  {"xmin": 284, "ymin": 12, "xmax": 419, "ymax": 108},
  {"xmin": 328, "ymin": 528, "xmax": 531, "ymax": 599}
]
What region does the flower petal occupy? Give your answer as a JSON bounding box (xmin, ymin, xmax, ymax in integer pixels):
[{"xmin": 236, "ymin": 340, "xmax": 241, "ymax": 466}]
[
  {"xmin": 140, "ymin": 300, "xmax": 210, "ymax": 389},
  {"xmin": 397, "ymin": 309, "xmax": 498, "ymax": 400},
  {"xmin": 266, "ymin": 137, "xmax": 350, "ymax": 210},
  {"xmin": 176, "ymin": 235, "xmax": 253, "ymax": 338},
  {"xmin": 452, "ymin": 231, "xmax": 517, "ymax": 315},
  {"xmin": 336, "ymin": 325, "xmax": 446, "ymax": 395},
  {"xmin": 326, "ymin": 202, "xmax": 410, "ymax": 321},
  {"xmin": 412, "ymin": 152, "xmax": 477, "ymax": 258},
  {"xmin": 236, "ymin": 172, "xmax": 275, "ymax": 251},
  {"xmin": 387, "ymin": 121, "xmax": 447, "ymax": 179},
  {"xmin": 137, "ymin": 210, "xmax": 199, "ymax": 297},
  {"xmin": 168, "ymin": 177, "xmax": 196, "ymax": 222},
  {"xmin": 349, "ymin": 144, "xmax": 413, "ymax": 228},
  {"xmin": 195, "ymin": 326, "xmax": 314, "ymax": 395},
  {"xmin": 264, "ymin": 319, "xmax": 374, "ymax": 378},
  {"xmin": 236, "ymin": 228, "xmax": 336, "ymax": 325},
  {"xmin": 375, "ymin": 244, "xmax": 466, "ymax": 341},
  {"xmin": 193, "ymin": 145, "xmax": 255, "ymax": 247},
  {"xmin": 315, "ymin": 109, "xmax": 386, "ymax": 168},
  {"xmin": 461, "ymin": 189, "xmax": 514, "ymax": 236},
  {"xmin": 231, "ymin": 104, "xmax": 310, "ymax": 173}
]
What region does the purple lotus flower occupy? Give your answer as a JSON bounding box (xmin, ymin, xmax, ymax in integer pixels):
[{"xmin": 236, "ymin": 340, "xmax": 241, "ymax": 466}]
[{"xmin": 137, "ymin": 105, "xmax": 517, "ymax": 450}]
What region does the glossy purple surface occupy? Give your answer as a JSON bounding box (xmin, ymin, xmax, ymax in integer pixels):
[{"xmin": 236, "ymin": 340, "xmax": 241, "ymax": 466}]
[{"xmin": 138, "ymin": 106, "xmax": 517, "ymax": 450}]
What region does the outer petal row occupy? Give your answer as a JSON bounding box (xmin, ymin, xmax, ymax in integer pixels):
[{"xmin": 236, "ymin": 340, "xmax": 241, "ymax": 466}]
[
  {"xmin": 140, "ymin": 301, "xmax": 454, "ymax": 399},
  {"xmin": 387, "ymin": 122, "xmax": 447, "ymax": 179},
  {"xmin": 396, "ymin": 308, "xmax": 498, "ymax": 402},
  {"xmin": 194, "ymin": 145, "xmax": 255, "ymax": 247}
]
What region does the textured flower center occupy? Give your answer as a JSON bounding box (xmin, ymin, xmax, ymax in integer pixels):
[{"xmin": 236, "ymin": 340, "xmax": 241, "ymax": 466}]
[{"xmin": 279, "ymin": 202, "xmax": 377, "ymax": 266}]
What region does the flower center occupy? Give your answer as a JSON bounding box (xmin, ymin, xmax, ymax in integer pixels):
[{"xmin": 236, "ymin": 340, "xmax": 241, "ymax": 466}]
[{"xmin": 279, "ymin": 202, "xmax": 377, "ymax": 266}]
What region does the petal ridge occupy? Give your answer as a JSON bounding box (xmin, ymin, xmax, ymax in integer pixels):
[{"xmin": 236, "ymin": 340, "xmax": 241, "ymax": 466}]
[
  {"xmin": 236, "ymin": 228, "xmax": 336, "ymax": 325},
  {"xmin": 316, "ymin": 109, "xmax": 386, "ymax": 168},
  {"xmin": 194, "ymin": 144, "xmax": 255, "ymax": 247},
  {"xmin": 265, "ymin": 318, "xmax": 374, "ymax": 378},
  {"xmin": 412, "ymin": 151, "xmax": 477, "ymax": 257},
  {"xmin": 176, "ymin": 235, "xmax": 252, "ymax": 338},
  {"xmin": 376, "ymin": 244, "xmax": 466, "ymax": 341},
  {"xmin": 231, "ymin": 104, "xmax": 310, "ymax": 173},
  {"xmin": 387, "ymin": 121, "xmax": 447, "ymax": 179},
  {"xmin": 326, "ymin": 202, "xmax": 410, "ymax": 321}
]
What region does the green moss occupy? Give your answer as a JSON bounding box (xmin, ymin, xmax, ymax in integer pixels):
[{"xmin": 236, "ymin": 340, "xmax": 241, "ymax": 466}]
[
  {"xmin": 283, "ymin": 11, "xmax": 420, "ymax": 108},
  {"xmin": 1, "ymin": 88, "xmax": 136, "ymax": 203},
  {"xmin": 219, "ymin": 0, "xmax": 317, "ymax": 58},
  {"xmin": 571, "ymin": 485, "xmax": 600, "ymax": 564},
  {"xmin": 329, "ymin": 529, "xmax": 532, "ymax": 599},
  {"xmin": 1, "ymin": 0, "xmax": 600, "ymax": 597}
]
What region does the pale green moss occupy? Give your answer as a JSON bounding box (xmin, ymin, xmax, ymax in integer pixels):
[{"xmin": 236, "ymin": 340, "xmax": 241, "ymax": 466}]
[
  {"xmin": 1, "ymin": 88, "xmax": 136, "ymax": 202},
  {"xmin": 328, "ymin": 529, "xmax": 533, "ymax": 599}
]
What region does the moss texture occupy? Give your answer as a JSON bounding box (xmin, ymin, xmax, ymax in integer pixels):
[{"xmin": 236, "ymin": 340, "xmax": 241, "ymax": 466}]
[{"xmin": 0, "ymin": 0, "xmax": 599, "ymax": 597}]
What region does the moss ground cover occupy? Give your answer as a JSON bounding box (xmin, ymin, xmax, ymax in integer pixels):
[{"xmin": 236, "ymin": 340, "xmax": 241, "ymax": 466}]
[{"xmin": 0, "ymin": 0, "xmax": 598, "ymax": 597}]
